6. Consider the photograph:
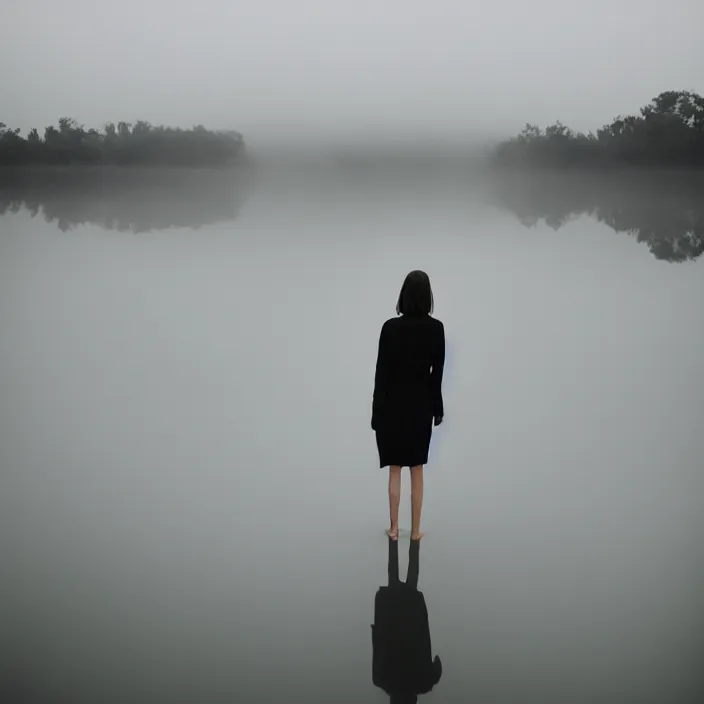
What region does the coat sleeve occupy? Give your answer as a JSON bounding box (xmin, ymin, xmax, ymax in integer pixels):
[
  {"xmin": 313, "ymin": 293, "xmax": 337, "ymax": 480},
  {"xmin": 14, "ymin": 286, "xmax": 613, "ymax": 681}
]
[
  {"xmin": 372, "ymin": 322, "xmax": 391, "ymax": 430},
  {"xmin": 430, "ymin": 322, "xmax": 445, "ymax": 418}
]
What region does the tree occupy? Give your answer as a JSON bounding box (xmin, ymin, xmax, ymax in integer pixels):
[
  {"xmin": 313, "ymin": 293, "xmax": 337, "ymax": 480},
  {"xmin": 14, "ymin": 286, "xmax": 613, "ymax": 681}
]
[
  {"xmin": 494, "ymin": 90, "xmax": 704, "ymax": 168},
  {"xmin": 0, "ymin": 118, "xmax": 247, "ymax": 167}
]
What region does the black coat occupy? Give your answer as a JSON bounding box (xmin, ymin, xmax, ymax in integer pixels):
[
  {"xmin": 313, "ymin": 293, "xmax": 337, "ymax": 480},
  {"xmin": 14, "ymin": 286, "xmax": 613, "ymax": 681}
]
[{"xmin": 372, "ymin": 314, "xmax": 445, "ymax": 468}]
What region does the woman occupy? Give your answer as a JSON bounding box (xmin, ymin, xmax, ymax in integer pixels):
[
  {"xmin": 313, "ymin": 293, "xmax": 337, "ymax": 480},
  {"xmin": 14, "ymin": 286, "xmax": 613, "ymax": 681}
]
[{"xmin": 372, "ymin": 270, "xmax": 445, "ymax": 541}]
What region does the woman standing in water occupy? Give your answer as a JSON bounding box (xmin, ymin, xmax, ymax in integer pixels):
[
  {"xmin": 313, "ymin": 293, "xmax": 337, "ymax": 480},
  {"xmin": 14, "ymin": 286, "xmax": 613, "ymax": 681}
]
[{"xmin": 372, "ymin": 270, "xmax": 445, "ymax": 541}]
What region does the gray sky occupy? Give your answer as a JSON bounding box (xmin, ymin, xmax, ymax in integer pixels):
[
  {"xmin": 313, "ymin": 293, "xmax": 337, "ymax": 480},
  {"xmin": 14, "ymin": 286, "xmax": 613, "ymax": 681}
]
[{"xmin": 2, "ymin": 0, "xmax": 701, "ymax": 145}]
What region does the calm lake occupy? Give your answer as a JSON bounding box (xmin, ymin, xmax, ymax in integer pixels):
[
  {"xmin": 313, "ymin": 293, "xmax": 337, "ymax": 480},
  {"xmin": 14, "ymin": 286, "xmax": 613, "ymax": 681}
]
[{"xmin": 1, "ymin": 164, "xmax": 703, "ymax": 704}]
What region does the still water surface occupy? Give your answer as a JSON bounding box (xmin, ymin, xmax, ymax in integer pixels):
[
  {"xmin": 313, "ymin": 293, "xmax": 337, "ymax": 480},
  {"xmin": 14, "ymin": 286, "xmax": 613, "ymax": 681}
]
[{"xmin": 1, "ymin": 166, "xmax": 703, "ymax": 703}]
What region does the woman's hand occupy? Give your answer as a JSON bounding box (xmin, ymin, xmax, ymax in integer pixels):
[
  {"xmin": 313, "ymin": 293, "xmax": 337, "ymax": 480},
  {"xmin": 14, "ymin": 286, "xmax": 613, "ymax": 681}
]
[{"xmin": 434, "ymin": 415, "xmax": 443, "ymax": 427}]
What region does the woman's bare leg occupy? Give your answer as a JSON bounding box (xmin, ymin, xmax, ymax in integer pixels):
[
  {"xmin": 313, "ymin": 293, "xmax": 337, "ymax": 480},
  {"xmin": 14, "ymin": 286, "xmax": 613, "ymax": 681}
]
[
  {"xmin": 386, "ymin": 466, "xmax": 401, "ymax": 540},
  {"xmin": 410, "ymin": 465, "xmax": 424, "ymax": 540}
]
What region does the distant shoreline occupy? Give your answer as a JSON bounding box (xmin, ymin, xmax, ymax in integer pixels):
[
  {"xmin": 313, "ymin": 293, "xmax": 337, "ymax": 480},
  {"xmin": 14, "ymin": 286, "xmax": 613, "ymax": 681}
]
[
  {"xmin": 0, "ymin": 119, "xmax": 247, "ymax": 169},
  {"xmin": 492, "ymin": 90, "xmax": 704, "ymax": 169},
  {"xmin": 2, "ymin": 92, "xmax": 704, "ymax": 175}
]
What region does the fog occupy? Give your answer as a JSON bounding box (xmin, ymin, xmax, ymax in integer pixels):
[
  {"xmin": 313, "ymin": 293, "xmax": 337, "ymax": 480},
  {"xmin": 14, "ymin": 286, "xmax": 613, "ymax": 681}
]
[
  {"xmin": 3, "ymin": 2, "xmax": 704, "ymax": 700},
  {"xmin": 3, "ymin": 0, "xmax": 702, "ymax": 144},
  {"xmin": 1, "ymin": 168, "xmax": 703, "ymax": 702}
]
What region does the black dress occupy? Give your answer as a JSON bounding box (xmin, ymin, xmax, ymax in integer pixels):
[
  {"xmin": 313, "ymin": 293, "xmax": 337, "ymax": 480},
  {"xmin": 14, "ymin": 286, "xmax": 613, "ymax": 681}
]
[{"xmin": 372, "ymin": 314, "xmax": 445, "ymax": 468}]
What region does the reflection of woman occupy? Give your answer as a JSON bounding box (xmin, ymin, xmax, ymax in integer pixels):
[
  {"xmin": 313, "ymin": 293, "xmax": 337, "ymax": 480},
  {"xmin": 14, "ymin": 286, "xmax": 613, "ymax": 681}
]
[
  {"xmin": 372, "ymin": 271, "xmax": 445, "ymax": 541},
  {"xmin": 371, "ymin": 538, "xmax": 442, "ymax": 703}
]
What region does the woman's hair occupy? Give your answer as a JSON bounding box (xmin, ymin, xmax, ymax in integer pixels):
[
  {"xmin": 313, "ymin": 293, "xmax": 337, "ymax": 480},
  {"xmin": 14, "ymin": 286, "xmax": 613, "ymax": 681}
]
[{"xmin": 396, "ymin": 270, "xmax": 434, "ymax": 316}]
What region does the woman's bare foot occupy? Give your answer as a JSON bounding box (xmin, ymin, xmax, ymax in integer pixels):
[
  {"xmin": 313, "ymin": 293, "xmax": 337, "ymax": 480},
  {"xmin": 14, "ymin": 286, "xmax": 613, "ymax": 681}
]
[
  {"xmin": 410, "ymin": 532, "xmax": 424, "ymax": 541},
  {"xmin": 385, "ymin": 527, "xmax": 399, "ymax": 541}
]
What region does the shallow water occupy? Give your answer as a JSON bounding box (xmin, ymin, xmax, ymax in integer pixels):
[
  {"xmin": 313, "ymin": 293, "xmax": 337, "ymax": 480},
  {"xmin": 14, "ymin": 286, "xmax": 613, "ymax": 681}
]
[{"xmin": 1, "ymin": 166, "xmax": 703, "ymax": 703}]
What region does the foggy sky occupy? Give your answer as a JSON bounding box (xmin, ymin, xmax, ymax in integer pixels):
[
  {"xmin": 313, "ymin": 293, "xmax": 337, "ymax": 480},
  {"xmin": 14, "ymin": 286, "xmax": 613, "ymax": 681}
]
[{"xmin": 2, "ymin": 0, "xmax": 702, "ymax": 145}]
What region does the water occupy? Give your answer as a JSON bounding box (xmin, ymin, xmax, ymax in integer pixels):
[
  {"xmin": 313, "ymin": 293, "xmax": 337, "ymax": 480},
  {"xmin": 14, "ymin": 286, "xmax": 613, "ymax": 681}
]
[{"xmin": 1, "ymin": 165, "xmax": 703, "ymax": 703}]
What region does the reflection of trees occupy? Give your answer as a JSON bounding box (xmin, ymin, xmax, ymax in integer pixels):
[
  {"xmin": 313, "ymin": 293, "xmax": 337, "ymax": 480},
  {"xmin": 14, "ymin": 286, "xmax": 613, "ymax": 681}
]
[
  {"xmin": 0, "ymin": 167, "xmax": 248, "ymax": 233},
  {"xmin": 490, "ymin": 170, "xmax": 704, "ymax": 262}
]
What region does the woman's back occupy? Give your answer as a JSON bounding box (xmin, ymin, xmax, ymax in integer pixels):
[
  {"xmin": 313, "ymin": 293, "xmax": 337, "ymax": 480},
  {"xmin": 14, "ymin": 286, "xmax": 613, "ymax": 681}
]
[
  {"xmin": 380, "ymin": 314, "xmax": 444, "ymax": 390},
  {"xmin": 372, "ymin": 270, "xmax": 445, "ymax": 541}
]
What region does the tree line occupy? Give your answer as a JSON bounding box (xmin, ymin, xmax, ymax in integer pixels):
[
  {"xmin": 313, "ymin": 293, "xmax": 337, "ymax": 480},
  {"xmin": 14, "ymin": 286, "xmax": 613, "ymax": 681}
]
[
  {"xmin": 494, "ymin": 90, "xmax": 704, "ymax": 168},
  {"xmin": 0, "ymin": 118, "xmax": 246, "ymax": 167}
]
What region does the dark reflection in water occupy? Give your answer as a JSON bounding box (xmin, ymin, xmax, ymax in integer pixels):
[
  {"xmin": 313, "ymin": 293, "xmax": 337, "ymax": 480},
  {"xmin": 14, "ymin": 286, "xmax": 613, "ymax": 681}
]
[
  {"xmin": 490, "ymin": 169, "xmax": 704, "ymax": 262},
  {"xmin": 372, "ymin": 538, "xmax": 442, "ymax": 703},
  {"xmin": 0, "ymin": 167, "xmax": 247, "ymax": 233}
]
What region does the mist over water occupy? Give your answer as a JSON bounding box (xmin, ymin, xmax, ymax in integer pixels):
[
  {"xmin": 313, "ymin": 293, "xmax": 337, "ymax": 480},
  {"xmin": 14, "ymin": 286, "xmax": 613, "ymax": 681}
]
[{"xmin": 1, "ymin": 165, "xmax": 703, "ymax": 703}]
